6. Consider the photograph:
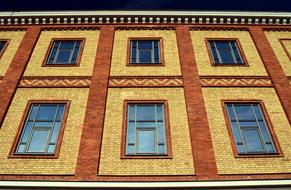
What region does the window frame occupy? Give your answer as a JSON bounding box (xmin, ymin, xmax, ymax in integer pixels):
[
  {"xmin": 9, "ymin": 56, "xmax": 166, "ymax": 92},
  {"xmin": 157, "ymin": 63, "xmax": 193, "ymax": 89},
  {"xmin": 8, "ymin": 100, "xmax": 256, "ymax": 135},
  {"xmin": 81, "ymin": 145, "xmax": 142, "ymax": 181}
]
[
  {"xmin": 121, "ymin": 100, "xmax": 172, "ymax": 159},
  {"xmin": 221, "ymin": 100, "xmax": 283, "ymax": 158},
  {"xmin": 42, "ymin": 38, "xmax": 85, "ymax": 67},
  {"xmin": 279, "ymin": 38, "xmax": 291, "ymax": 62},
  {"xmin": 0, "ymin": 39, "xmax": 10, "ymax": 60},
  {"xmin": 9, "ymin": 100, "xmax": 70, "ymax": 159},
  {"xmin": 127, "ymin": 37, "xmax": 165, "ymax": 66},
  {"xmin": 205, "ymin": 38, "xmax": 248, "ymax": 67}
]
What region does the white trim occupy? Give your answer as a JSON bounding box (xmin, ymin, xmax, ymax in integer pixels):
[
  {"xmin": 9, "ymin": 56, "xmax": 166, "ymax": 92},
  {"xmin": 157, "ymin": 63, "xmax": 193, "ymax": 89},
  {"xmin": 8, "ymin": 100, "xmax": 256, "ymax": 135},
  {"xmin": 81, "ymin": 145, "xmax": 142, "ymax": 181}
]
[
  {"xmin": 0, "ymin": 180, "xmax": 290, "ymax": 188},
  {"xmin": 0, "ymin": 11, "xmax": 290, "ymax": 17}
]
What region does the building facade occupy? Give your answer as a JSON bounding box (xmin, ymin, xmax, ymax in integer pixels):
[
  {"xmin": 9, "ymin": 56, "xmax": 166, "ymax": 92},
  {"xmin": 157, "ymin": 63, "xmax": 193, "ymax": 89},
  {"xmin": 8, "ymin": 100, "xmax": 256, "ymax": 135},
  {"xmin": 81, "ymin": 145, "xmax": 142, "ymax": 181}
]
[{"xmin": 0, "ymin": 11, "xmax": 290, "ymax": 189}]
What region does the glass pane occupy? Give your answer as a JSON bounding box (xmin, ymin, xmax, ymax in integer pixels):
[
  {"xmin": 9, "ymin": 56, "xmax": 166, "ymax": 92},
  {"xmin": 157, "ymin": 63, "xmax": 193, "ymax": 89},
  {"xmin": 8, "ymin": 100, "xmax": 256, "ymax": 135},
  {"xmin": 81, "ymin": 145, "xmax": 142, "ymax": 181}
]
[
  {"xmin": 27, "ymin": 130, "xmax": 49, "ymax": 152},
  {"xmin": 237, "ymin": 144, "xmax": 245, "ymax": 154},
  {"xmin": 47, "ymin": 144, "xmax": 55, "ymax": 153},
  {"xmin": 219, "ymin": 50, "xmax": 234, "ymax": 63},
  {"xmin": 0, "ymin": 41, "xmax": 5, "ymax": 51},
  {"xmin": 137, "ymin": 130, "xmax": 155, "ymax": 153},
  {"xmin": 136, "ymin": 122, "xmax": 156, "ymax": 128},
  {"xmin": 154, "ymin": 41, "xmax": 160, "ymax": 63},
  {"xmin": 215, "ymin": 41, "xmax": 231, "ymax": 50},
  {"xmin": 234, "ymin": 105, "xmax": 256, "ymax": 121},
  {"xmin": 266, "ymin": 143, "xmax": 275, "ymax": 153},
  {"xmin": 17, "ymin": 144, "xmax": 26, "ymax": 153},
  {"xmin": 253, "ymin": 105, "xmax": 263, "ymax": 121},
  {"xmin": 128, "ymin": 105, "xmax": 135, "ymax": 121},
  {"xmin": 127, "ymin": 122, "xmax": 135, "ymax": 144},
  {"xmin": 158, "ymin": 144, "xmax": 166, "ymax": 154},
  {"xmin": 258, "ymin": 121, "xmax": 271, "ymax": 143},
  {"xmin": 137, "ymin": 104, "xmax": 156, "ymax": 121},
  {"xmin": 156, "ymin": 104, "xmax": 164, "ymax": 121},
  {"xmin": 157, "ymin": 122, "xmax": 165, "ymax": 144},
  {"xmin": 48, "ymin": 43, "xmax": 59, "ymax": 64},
  {"xmin": 139, "ymin": 50, "xmax": 152, "ymax": 63},
  {"xmin": 239, "ymin": 121, "xmax": 258, "ymax": 127},
  {"xmin": 242, "ymin": 129, "xmax": 265, "ymax": 153},
  {"xmin": 138, "ymin": 41, "xmax": 152, "ymax": 49},
  {"xmin": 21, "ymin": 121, "xmax": 33, "ymax": 143},
  {"xmin": 131, "ymin": 42, "xmax": 137, "ymax": 63},
  {"xmin": 71, "ymin": 45, "xmax": 80, "ymax": 63},
  {"xmin": 28, "ymin": 105, "xmax": 38, "ymax": 121},
  {"xmin": 50, "ymin": 122, "xmax": 61, "ymax": 144},
  {"xmin": 230, "ymin": 121, "xmax": 242, "ymax": 143},
  {"xmin": 56, "ymin": 50, "xmax": 71, "ymax": 63},
  {"xmin": 34, "ymin": 121, "xmax": 53, "ymax": 128},
  {"xmin": 127, "ymin": 145, "xmax": 135, "ymax": 154},
  {"xmin": 36, "ymin": 105, "xmax": 58, "ymax": 121},
  {"xmin": 231, "ymin": 42, "xmax": 243, "ymax": 64},
  {"xmin": 59, "ymin": 41, "xmax": 75, "ymax": 50},
  {"xmin": 55, "ymin": 105, "xmax": 65, "ymax": 121},
  {"xmin": 226, "ymin": 105, "xmax": 235, "ymax": 121}
]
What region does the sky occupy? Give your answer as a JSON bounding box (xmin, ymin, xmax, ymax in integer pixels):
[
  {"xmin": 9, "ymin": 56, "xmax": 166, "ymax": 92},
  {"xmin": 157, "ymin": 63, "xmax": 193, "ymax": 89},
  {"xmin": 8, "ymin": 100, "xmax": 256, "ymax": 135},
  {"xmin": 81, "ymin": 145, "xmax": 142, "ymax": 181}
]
[{"xmin": 0, "ymin": 0, "xmax": 291, "ymax": 12}]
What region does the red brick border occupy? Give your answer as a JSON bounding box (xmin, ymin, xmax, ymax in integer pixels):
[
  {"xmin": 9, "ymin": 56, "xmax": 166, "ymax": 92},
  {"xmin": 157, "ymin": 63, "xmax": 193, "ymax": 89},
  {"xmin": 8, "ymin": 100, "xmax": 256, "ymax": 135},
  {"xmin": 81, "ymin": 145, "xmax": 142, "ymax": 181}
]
[
  {"xmin": 75, "ymin": 26, "xmax": 115, "ymax": 179},
  {"xmin": 0, "ymin": 26, "xmax": 41, "ymax": 127},
  {"xmin": 249, "ymin": 26, "xmax": 291, "ymax": 124},
  {"xmin": 175, "ymin": 26, "xmax": 218, "ymax": 179}
]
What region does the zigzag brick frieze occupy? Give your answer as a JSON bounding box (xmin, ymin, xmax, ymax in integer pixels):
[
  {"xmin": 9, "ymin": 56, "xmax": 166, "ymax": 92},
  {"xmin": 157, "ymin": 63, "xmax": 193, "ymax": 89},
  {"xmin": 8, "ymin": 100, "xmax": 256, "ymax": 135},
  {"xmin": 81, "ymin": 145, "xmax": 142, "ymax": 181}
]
[
  {"xmin": 109, "ymin": 77, "xmax": 183, "ymax": 87},
  {"xmin": 18, "ymin": 77, "xmax": 91, "ymax": 88},
  {"xmin": 200, "ymin": 77, "xmax": 273, "ymax": 87}
]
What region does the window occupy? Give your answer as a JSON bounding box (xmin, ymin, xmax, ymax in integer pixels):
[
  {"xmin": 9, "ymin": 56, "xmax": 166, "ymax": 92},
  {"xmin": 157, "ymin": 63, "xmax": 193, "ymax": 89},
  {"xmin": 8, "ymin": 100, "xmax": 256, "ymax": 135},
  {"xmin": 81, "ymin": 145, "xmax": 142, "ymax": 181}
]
[
  {"xmin": 207, "ymin": 39, "xmax": 246, "ymax": 65},
  {"xmin": 14, "ymin": 102, "xmax": 68, "ymax": 156},
  {"xmin": 124, "ymin": 102, "xmax": 169, "ymax": 156},
  {"xmin": 279, "ymin": 39, "xmax": 291, "ymax": 61},
  {"xmin": 0, "ymin": 40, "xmax": 8, "ymax": 59},
  {"xmin": 45, "ymin": 39, "xmax": 84, "ymax": 66},
  {"xmin": 225, "ymin": 102, "xmax": 277, "ymax": 155},
  {"xmin": 129, "ymin": 39, "xmax": 162, "ymax": 65}
]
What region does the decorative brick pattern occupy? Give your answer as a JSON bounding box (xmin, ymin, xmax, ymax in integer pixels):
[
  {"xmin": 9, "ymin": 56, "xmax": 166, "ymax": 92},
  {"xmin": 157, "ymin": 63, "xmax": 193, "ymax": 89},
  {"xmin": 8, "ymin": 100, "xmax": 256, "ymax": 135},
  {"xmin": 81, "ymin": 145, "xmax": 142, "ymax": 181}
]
[
  {"xmin": 110, "ymin": 30, "xmax": 182, "ymax": 76},
  {"xmin": 190, "ymin": 30, "xmax": 268, "ymax": 76},
  {"xmin": 249, "ymin": 27, "xmax": 291, "ymax": 124},
  {"xmin": 202, "ymin": 87, "xmax": 291, "ymax": 174},
  {"xmin": 99, "ymin": 88, "xmax": 194, "ymax": 175},
  {"xmin": 23, "ymin": 30, "xmax": 100, "ymax": 77},
  {"xmin": 0, "ymin": 27, "xmax": 41, "ymax": 127},
  {"xmin": 75, "ymin": 26, "xmax": 115, "ymax": 179},
  {"xmin": 200, "ymin": 77, "xmax": 273, "ymax": 87},
  {"xmin": 0, "ymin": 31, "xmax": 26, "ymax": 76},
  {"xmin": 109, "ymin": 76, "xmax": 183, "ymax": 87},
  {"xmin": 176, "ymin": 26, "xmax": 218, "ymax": 179},
  {"xmin": 18, "ymin": 77, "xmax": 91, "ymax": 88},
  {"xmin": 0, "ymin": 88, "xmax": 89, "ymax": 174}
]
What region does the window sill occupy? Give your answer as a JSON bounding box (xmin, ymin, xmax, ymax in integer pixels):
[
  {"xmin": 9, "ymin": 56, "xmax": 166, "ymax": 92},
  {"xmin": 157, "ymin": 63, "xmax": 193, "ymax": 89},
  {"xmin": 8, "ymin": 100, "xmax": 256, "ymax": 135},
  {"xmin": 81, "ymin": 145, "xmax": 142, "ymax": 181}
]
[
  {"xmin": 127, "ymin": 63, "xmax": 164, "ymax": 67},
  {"xmin": 8, "ymin": 154, "xmax": 58, "ymax": 159},
  {"xmin": 235, "ymin": 153, "xmax": 283, "ymax": 158},
  {"xmin": 212, "ymin": 63, "xmax": 249, "ymax": 67},
  {"xmin": 42, "ymin": 63, "xmax": 79, "ymax": 67},
  {"xmin": 121, "ymin": 154, "xmax": 173, "ymax": 159}
]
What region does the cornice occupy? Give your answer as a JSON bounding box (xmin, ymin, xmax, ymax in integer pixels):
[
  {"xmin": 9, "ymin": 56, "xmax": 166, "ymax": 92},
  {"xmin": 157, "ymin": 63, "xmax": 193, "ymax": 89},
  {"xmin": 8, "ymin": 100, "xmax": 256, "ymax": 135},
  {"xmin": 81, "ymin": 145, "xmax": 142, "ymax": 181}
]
[{"xmin": 0, "ymin": 11, "xmax": 290, "ymax": 26}]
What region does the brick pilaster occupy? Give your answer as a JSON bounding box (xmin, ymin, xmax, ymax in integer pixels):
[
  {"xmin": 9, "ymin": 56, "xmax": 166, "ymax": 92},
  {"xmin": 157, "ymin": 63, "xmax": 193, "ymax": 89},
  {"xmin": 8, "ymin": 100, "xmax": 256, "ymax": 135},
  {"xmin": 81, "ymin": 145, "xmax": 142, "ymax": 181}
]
[
  {"xmin": 75, "ymin": 26, "xmax": 115, "ymax": 179},
  {"xmin": 176, "ymin": 26, "xmax": 218, "ymax": 179},
  {"xmin": 0, "ymin": 26, "xmax": 41, "ymax": 126},
  {"xmin": 249, "ymin": 26, "xmax": 291, "ymax": 124}
]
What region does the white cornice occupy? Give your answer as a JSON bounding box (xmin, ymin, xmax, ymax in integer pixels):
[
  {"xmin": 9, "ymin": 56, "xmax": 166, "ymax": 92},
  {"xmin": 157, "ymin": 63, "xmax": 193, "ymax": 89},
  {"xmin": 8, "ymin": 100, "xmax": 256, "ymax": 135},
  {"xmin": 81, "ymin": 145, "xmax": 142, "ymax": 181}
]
[{"xmin": 0, "ymin": 11, "xmax": 290, "ymax": 25}]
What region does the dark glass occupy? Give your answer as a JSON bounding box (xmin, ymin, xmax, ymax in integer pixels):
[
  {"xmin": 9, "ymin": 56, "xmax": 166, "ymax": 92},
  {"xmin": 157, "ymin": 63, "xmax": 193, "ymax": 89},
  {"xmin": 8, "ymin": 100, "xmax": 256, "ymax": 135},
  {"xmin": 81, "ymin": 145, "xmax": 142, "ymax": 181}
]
[{"xmin": 139, "ymin": 50, "xmax": 152, "ymax": 63}]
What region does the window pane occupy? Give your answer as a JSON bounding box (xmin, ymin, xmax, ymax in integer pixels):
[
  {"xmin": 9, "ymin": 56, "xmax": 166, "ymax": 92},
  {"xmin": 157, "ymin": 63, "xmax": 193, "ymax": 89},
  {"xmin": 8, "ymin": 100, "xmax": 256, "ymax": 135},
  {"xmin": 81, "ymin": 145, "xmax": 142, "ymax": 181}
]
[
  {"xmin": 266, "ymin": 144, "xmax": 275, "ymax": 153},
  {"xmin": 253, "ymin": 105, "xmax": 263, "ymax": 121},
  {"xmin": 50, "ymin": 122, "xmax": 61, "ymax": 144},
  {"xmin": 128, "ymin": 105, "xmax": 135, "ymax": 121},
  {"xmin": 47, "ymin": 144, "xmax": 55, "ymax": 153},
  {"xmin": 138, "ymin": 41, "xmax": 152, "ymax": 49},
  {"xmin": 234, "ymin": 105, "xmax": 256, "ymax": 121},
  {"xmin": 127, "ymin": 145, "xmax": 135, "ymax": 154},
  {"xmin": 20, "ymin": 122, "xmax": 33, "ymax": 143},
  {"xmin": 258, "ymin": 121, "xmax": 271, "ymax": 143},
  {"xmin": 17, "ymin": 144, "xmax": 26, "ymax": 153},
  {"xmin": 137, "ymin": 104, "xmax": 156, "ymax": 121},
  {"xmin": 28, "ymin": 105, "xmax": 39, "ymax": 121},
  {"xmin": 36, "ymin": 105, "xmax": 58, "ymax": 121},
  {"xmin": 137, "ymin": 130, "xmax": 155, "ymax": 153},
  {"xmin": 226, "ymin": 105, "xmax": 236, "ymax": 121},
  {"xmin": 27, "ymin": 130, "xmax": 49, "ymax": 152},
  {"xmin": 34, "ymin": 121, "xmax": 53, "ymax": 128},
  {"xmin": 127, "ymin": 122, "xmax": 135, "ymax": 144},
  {"xmin": 48, "ymin": 43, "xmax": 59, "ymax": 64},
  {"xmin": 219, "ymin": 51, "xmax": 234, "ymax": 63},
  {"xmin": 154, "ymin": 41, "xmax": 160, "ymax": 63},
  {"xmin": 156, "ymin": 105, "xmax": 164, "ymax": 121},
  {"xmin": 136, "ymin": 122, "xmax": 156, "ymax": 128},
  {"xmin": 71, "ymin": 46, "xmax": 80, "ymax": 63},
  {"xmin": 239, "ymin": 121, "xmax": 258, "ymax": 127},
  {"xmin": 0, "ymin": 41, "xmax": 6, "ymax": 51},
  {"xmin": 158, "ymin": 144, "xmax": 166, "ymax": 154},
  {"xmin": 230, "ymin": 121, "xmax": 242, "ymax": 143},
  {"xmin": 139, "ymin": 50, "xmax": 152, "ymax": 63},
  {"xmin": 215, "ymin": 42, "xmax": 231, "ymax": 50},
  {"xmin": 56, "ymin": 105, "xmax": 65, "ymax": 121},
  {"xmin": 56, "ymin": 50, "xmax": 71, "ymax": 63},
  {"xmin": 237, "ymin": 144, "xmax": 245, "ymax": 154},
  {"xmin": 59, "ymin": 41, "xmax": 75, "ymax": 50},
  {"xmin": 242, "ymin": 129, "xmax": 265, "ymax": 153}
]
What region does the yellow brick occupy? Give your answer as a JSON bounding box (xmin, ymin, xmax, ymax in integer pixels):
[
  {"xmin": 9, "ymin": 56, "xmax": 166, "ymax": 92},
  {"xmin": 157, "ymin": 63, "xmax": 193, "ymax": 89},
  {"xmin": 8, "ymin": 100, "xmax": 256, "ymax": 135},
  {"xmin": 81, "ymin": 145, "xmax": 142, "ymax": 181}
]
[
  {"xmin": 0, "ymin": 88, "xmax": 89, "ymax": 175},
  {"xmin": 110, "ymin": 30, "xmax": 181, "ymax": 76},
  {"xmin": 0, "ymin": 31, "xmax": 25, "ymax": 76},
  {"xmin": 24, "ymin": 30, "xmax": 100, "ymax": 76},
  {"xmin": 190, "ymin": 30, "xmax": 268, "ymax": 76},
  {"xmin": 99, "ymin": 88, "xmax": 194, "ymax": 175},
  {"xmin": 265, "ymin": 31, "xmax": 291, "ymax": 76},
  {"xmin": 202, "ymin": 87, "xmax": 291, "ymax": 174}
]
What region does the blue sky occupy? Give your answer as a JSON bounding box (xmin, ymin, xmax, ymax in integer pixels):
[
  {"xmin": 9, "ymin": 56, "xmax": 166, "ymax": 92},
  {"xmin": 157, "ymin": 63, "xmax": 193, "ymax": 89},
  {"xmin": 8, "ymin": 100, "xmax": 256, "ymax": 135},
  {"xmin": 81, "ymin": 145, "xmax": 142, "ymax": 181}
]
[{"xmin": 1, "ymin": 0, "xmax": 291, "ymax": 12}]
